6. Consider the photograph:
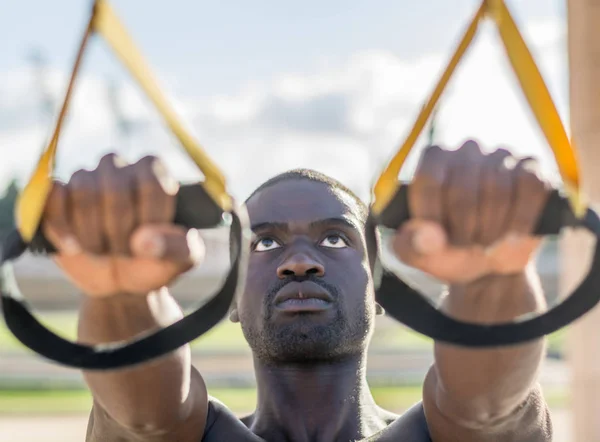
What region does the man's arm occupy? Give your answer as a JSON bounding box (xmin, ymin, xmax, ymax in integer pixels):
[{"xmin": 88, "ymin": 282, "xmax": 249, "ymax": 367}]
[
  {"xmin": 42, "ymin": 154, "xmax": 211, "ymax": 441},
  {"xmin": 80, "ymin": 290, "xmax": 208, "ymax": 441},
  {"xmin": 392, "ymin": 143, "xmax": 554, "ymax": 441},
  {"xmin": 422, "ymin": 268, "xmax": 552, "ymax": 441}
]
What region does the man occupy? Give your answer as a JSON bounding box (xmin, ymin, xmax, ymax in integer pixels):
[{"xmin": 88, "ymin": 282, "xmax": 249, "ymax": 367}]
[{"xmin": 42, "ymin": 140, "xmax": 553, "ymax": 441}]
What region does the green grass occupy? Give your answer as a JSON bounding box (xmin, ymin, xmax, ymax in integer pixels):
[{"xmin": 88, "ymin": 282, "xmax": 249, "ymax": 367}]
[
  {"xmin": 0, "ymin": 389, "xmax": 92, "ymax": 415},
  {"xmin": 0, "ymin": 311, "xmax": 568, "ymax": 355},
  {"xmin": 0, "ymin": 312, "xmax": 79, "ymax": 353},
  {"xmin": 0, "ymin": 312, "xmax": 433, "ymax": 353}
]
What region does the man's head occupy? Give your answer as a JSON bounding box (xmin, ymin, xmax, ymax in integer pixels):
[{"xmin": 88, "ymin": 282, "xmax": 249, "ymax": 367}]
[{"xmin": 229, "ymin": 169, "xmax": 383, "ymax": 365}]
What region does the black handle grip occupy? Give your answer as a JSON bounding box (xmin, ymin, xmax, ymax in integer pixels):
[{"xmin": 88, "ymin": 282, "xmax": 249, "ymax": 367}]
[
  {"xmin": 370, "ymin": 183, "xmax": 600, "ymax": 347},
  {"xmin": 0, "ymin": 184, "xmax": 250, "ymax": 370},
  {"xmin": 29, "ymin": 183, "xmax": 224, "ymax": 255},
  {"xmin": 377, "ymin": 184, "xmax": 583, "ymax": 236}
]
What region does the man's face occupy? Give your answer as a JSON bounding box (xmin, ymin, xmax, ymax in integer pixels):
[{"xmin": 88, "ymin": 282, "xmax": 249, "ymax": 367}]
[{"xmin": 235, "ymin": 179, "xmax": 376, "ymax": 364}]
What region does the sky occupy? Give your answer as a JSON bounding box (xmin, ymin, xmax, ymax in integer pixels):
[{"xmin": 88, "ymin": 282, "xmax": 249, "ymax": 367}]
[{"xmin": 0, "ymin": 0, "xmax": 570, "ymax": 202}]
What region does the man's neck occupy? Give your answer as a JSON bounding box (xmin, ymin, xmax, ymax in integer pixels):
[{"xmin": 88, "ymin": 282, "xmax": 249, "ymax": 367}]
[{"xmin": 249, "ymin": 355, "xmax": 384, "ymax": 442}]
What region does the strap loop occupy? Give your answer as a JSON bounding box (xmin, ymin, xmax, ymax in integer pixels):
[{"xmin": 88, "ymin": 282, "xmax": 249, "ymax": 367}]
[
  {"xmin": 16, "ymin": 0, "xmax": 231, "ymax": 244},
  {"xmin": 371, "ymin": 0, "xmax": 583, "ymax": 218}
]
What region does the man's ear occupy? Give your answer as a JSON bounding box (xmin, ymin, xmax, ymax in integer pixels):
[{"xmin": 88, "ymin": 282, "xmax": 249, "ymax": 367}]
[
  {"xmin": 229, "ymin": 308, "xmax": 240, "ymax": 323},
  {"xmin": 375, "ymin": 303, "xmax": 385, "ymax": 316}
]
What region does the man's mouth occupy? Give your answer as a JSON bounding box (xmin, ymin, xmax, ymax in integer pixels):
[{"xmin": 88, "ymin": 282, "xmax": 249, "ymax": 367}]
[{"xmin": 273, "ymin": 281, "xmax": 334, "ymax": 313}]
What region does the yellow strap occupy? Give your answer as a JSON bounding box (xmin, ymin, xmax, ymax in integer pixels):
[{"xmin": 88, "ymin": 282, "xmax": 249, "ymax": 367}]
[
  {"xmin": 16, "ymin": 19, "xmax": 94, "ymax": 242},
  {"xmin": 16, "ymin": 0, "xmax": 231, "ymax": 242},
  {"xmin": 92, "ymin": 1, "xmax": 230, "ymax": 211},
  {"xmin": 371, "ymin": 0, "xmax": 583, "ymax": 218}
]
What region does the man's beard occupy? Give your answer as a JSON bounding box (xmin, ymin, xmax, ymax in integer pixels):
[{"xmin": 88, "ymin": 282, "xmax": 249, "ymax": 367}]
[{"xmin": 240, "ymin": 275, "xmax": 373, "ymax": 365}]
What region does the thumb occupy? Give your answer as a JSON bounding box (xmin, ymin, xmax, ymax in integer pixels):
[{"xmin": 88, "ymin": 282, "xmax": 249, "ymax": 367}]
[
  {"xmin": 130, "ymin": 224, "xmax": 205, "ymax": 266},
  {"xmin": 392, "ymin": 220, "xmax": 447, "ymax": 266}
]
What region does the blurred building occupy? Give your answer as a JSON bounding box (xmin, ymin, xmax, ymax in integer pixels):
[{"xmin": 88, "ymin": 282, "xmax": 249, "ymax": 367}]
[{"xmin": 10, "ymin": 230, "xmax": 563, "ymax": 311}]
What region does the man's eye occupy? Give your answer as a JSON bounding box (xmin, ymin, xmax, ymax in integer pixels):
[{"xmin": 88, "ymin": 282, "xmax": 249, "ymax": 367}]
[
  {"xmin": 319, "ymin": 235, "xmax": 348, "ymax": 249},
  {"xmin": 254, "ymin": 237, "xmax": 282, "ymax": 252}
]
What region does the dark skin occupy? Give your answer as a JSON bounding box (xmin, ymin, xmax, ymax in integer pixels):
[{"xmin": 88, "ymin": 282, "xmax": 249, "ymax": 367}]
[
  {"xmin": 233, "ymin": 179, "xmax": 394, "ymax": 441},
  {"xmin": 43, "ymin": 140, "xmax": 552, "ymax": 441}
]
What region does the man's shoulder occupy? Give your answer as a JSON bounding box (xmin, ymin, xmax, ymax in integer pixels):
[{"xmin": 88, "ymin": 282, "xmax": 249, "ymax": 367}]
[
  {"xmin": 202, "ymin": 397, "xmax": 261, "ymax": 442},
  {"xmin": 366, "ymin": 402, "xmax": 432, "ymax": 442}
]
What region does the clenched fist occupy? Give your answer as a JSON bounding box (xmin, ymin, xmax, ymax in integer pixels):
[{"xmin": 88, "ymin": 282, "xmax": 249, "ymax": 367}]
[
  {"xmin": 42, "ymin": 154, "xmax": 205, "ymax": 298},
  {"xmin": 393, "ymin": 140, "xmax": 551, "ymax": 284}
]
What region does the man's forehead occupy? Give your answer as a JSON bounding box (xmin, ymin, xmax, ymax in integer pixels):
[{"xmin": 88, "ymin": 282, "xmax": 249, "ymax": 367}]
[{"xmin": 246, "ymin": 179, "xmax": 361, "ymax": 226}]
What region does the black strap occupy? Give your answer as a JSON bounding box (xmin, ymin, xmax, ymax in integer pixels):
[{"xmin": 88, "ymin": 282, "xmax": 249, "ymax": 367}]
[
  {"xmin": 0, "ymin": 184, "xmax": 250, "ymax": 369},
  {"xmin": 370, "ymin": 186, "xmax": 600, "ymax": 347}
]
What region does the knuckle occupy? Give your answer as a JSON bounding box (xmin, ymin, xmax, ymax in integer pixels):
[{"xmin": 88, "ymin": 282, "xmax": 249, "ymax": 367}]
[
  {"xmin": 516, "ymin": 165, "xmax": 546, "ymax": 193},
  {"xmin": 68, "ymin": 171, "xmax": 98, "ymax": 202},
  {"xmin": 69, "ymin": 169, "xmax": 93, "ymax": 187},
  {"xmin": 489, "ymin": 147, "xmax": 511, "ymax": 159},
  {"xmin": 459, "ymin": 139, "xmax": 482, "ymax": 153},
  {"xmin": 423, "ymin": 144, "xmax": 444, "ymax": 156},
  {"xmin": 420, "ymin": 145, "xmax": 447, "ymax": 166},
  {"xmin": 517, "ymin": 157, "xmax": 542, "ymax": 176},
  {"xmin": 135, "ymin": 155, "xmax": 162, "ymax": 173},
  {"xmin": 134, "ymin": 157, "xmax": 177, "ymax": 194},
  {"xmin": 98, "ymin": 161, "xmax": 134, "ymax": 194},
  {"xmin": 97, "ymin": 153, "xmax": 128, "ymax": 170}
]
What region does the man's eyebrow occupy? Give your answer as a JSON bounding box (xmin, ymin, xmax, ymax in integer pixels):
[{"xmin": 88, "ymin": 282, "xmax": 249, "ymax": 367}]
[
  {"xmin": 309, "ymin": 217, "xmax": 361, "ymax": 232},
  {"xmin": 250, "ymin": 217, "xmax": 361, "ymax": 233},
  {"xmin": 250, "ymin": 222, "xmax": 289, "ymax": 233}
]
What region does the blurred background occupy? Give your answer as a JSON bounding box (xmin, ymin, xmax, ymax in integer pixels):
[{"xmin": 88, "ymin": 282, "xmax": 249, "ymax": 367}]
[{"xmin": 0, "ymin": 0, "xmax": 577, "ymax": 440}]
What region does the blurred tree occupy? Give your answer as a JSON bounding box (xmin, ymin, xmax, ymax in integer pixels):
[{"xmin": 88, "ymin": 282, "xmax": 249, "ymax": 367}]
[
  {"xmin": 0, "ymin": 180, "xmax": 19, "ymax": 242},
  {"xmin": 427, "ymin": 106, "xmax": 439, "ymax": 146}
]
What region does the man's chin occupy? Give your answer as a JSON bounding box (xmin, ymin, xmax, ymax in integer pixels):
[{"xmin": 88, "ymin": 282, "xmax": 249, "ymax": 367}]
[
  {"xmin": 241, "ymin": 312, "xmax": 372, "ymax": 364},
  {"xmin": 251, "ymin": 322, "xmax": 354, "ymax": 363}
]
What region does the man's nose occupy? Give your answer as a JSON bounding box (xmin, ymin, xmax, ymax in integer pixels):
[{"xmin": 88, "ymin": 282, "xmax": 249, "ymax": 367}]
[{"xmin": 277, "ymin": 254, "xmax": 325, "ymax": 279}]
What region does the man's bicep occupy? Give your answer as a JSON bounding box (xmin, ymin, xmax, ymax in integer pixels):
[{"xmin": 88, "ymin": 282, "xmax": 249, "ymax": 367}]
[{"xmin": 423, "ymin": 383, "xmax": 552, "ymax": 442}]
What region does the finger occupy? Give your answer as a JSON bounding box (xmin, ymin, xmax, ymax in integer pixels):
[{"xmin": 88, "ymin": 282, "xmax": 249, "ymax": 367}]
[
  {"xmin": 133, "ymin": 156, "xmax": 178, "ymax": 225},
  {"xmin": 392, "ymin": 219, "xmax": 447, "ymax": 266},
  {"xmin": 42, "ymin": 182, "xmax": 81, "ymax": 255},
  {"xmin": 476, "ymin": 149, "xmax": 514, "ymax": 246},
  {"xmin": 444, "ymin": 140, "xmax": 485, "ymax": 246},
  {"xmin": 97, "ymin": 154, "xmax": 136, "ymax": 256},
  {"xmin": 68, "ymin": 169, "xmax": 105, "ymax": 254},
  {"xmin": 130, "ymin": 224, "xmax": 205, "ymax": 265},
  {"xmin": 410, "ymin": 145, "xmax": 450, "ymax": 224},
  {"xmin": 506, "ymin": 157, "xmax": 550, "ymax": 236}
]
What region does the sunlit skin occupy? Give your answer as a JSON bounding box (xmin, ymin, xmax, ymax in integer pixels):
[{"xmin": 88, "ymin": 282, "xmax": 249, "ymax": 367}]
[{"xmin": 43, "ymin": 140, "xmax": 552, "ymax": 441}]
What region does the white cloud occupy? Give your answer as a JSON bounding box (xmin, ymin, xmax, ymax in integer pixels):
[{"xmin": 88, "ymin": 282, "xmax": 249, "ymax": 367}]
[{"xmin": 0, "ymin": 16, "xmax": 568, "ymax": 204}]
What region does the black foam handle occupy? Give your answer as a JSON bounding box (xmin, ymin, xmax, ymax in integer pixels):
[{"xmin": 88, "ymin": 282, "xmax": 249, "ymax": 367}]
[
  {"xmin": 0, "ymin": 183, "xmax": 250, "ymax": 370},
  {"xmin": 370, "ymin": 184, "xmax": 600, "ymax": 347},
  {"xmin": 377, "ymin": 184, "xmax": 582, "ymax": 236},
  {"xmin": 29, "ymin": 183, "xmax": 224, "ymax": 255}
]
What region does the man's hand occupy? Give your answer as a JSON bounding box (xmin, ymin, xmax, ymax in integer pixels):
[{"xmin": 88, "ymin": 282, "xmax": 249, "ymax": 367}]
[
  {"xmin": 401, "ymin": 141, "xmax": 553, "ymax": 441},
  {"xmin": 392, "ymin": 140, "xmax": 550, "ymax": 284},
  {"xmin": 42, "ymin": 153, "xmax": 205, "ymax": 298},
  {"xmin": 43, "ymin": 154, "xmax": 210, "ymax": 441}
]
